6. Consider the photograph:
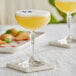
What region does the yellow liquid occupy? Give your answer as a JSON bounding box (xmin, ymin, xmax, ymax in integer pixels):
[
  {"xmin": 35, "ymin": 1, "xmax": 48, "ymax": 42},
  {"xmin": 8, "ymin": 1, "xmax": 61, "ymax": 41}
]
[
  {"xmin": 15, "ymin": 16, "xmax": 50, "ymax": 31},
  {"xmin": 55, "ymin": 1, "xmax": 76, "ymax": 13}
]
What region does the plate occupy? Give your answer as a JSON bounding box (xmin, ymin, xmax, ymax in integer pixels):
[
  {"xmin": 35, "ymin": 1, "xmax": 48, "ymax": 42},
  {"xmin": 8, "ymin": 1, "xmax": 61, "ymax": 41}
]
[{"xmin": 0, "ymin": 32, "xmax": 44, "ymax": 53}]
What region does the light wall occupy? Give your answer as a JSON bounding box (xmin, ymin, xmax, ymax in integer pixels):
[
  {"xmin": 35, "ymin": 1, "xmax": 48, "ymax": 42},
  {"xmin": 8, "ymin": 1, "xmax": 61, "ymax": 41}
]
[
  {"xmin": 1, "ymin": 0, "xmax": 76, "ymax": 25},
  {"xmin": 0, "ymin": 0, "xmax": 64, "ymax": 25}
]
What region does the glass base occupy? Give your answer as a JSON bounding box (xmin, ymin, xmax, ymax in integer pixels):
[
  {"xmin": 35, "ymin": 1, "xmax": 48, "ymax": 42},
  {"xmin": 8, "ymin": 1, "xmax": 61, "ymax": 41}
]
[
  {"xmin": 65, "ymin": 36, "xmax": 76, "ymax": 43},
  {"xmin": 7, "ymin": 57, "xmax": 55, "ymax": 73},
  {"xmin": 49, "ymin": 36, "xmax": 76, "ymax": 48}
]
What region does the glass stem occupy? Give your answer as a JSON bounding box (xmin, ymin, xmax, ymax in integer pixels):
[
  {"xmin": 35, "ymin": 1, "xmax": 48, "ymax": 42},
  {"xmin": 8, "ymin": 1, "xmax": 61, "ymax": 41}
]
[
  {"xmin": 67, "ymin": 12, "xmax": 71, "ymax": 38},
  {"xmin": 30, "ymin": 31, "xmax": 35, "ymax": 59}
]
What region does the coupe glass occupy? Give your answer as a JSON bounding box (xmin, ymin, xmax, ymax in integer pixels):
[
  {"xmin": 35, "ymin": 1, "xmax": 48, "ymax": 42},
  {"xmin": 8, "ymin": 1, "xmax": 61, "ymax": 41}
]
[
  {"xmin": 15, "ymin": 10, "xmax": 50, "ymax": 70},
  {"xmin": 55, "ymin": 0, "xmax": 76, "ymax": 46}
]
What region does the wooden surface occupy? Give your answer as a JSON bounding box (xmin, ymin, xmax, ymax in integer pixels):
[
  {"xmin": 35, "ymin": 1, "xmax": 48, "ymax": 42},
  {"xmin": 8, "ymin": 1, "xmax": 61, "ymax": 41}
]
[{"xmin": 0, "ymin": 24, "xmax": 76, "ymax": 76}]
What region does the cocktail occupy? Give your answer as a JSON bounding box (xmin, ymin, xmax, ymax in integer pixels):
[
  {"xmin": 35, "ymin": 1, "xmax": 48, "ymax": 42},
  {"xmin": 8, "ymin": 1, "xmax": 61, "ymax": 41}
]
[
  {"xmin": 15, "ymin": 10, "xmax": 51, "ymax": 72},
  {"xmin": 16, "ymin": 10, "xmax": 50, "ymax": 31},
  {"xmin": 49, "ymin": 0, "xmax": 76, "ymax": 48}
]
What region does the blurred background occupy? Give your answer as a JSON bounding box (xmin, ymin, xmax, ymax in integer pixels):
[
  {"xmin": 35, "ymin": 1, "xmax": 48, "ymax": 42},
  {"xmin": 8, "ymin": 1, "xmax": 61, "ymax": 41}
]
[{"xmin": 0, "ymin": 0, "xmax": 76, "ymax": 25}]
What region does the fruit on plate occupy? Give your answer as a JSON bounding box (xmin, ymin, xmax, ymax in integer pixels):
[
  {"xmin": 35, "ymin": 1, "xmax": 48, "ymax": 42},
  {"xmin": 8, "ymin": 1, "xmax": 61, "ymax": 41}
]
[
  {"xmin": 11, "ymin": 28, "xmax": 19, "ymax": 37},
  {"xmin": 15, "ymin": 32, "xmax": 30, "ymax": 41},
  {"xmin": 6, "ymin": 28, "xmax": 18, "ymax": 37},
  {"xmin": 0, "ymin": 34, "xmax": 14, "ymax": 43},
  {"xmin": 0, "ymin": 28, "xmax": 30, "ymax": 45},
  {"xmin": 0, "ymin": 40, "xmax": 6, "ymax": 45}
]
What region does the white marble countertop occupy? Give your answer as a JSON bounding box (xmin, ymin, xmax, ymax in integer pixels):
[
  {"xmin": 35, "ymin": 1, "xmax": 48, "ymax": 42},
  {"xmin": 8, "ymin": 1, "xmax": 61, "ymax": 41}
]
[{"xmin": 0, "ymin": 24, "xmax": 76, "ymax": 76}]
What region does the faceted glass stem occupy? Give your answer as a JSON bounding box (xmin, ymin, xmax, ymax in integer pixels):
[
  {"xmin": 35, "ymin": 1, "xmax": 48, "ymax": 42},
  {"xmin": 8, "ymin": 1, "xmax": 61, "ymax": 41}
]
[
  {"xmin": 28, "ymin": 31, "xmax": 44, "ymax": 67},
  {"xmin": 67, "ymin": 12, "xmax": 72, "ymax": 38},
  {"xmin": 30, "ymin": 31, "xmax": 35, "ymax": 61}
]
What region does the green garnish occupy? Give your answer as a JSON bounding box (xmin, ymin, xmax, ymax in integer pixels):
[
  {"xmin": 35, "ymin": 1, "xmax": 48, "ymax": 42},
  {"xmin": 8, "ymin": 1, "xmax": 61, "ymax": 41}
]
[
  {"xmin": 5, "ymin": 30, "xmax": 12, "ymax": 34},
  {"xmin": 17, "ymin": 31, "xmax": 23, "ymax": 34},
  {"xmin": 4, "ymin": 38, "xmax": 11, "ymax": 43}
]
